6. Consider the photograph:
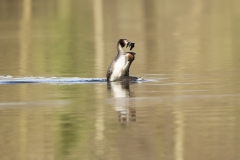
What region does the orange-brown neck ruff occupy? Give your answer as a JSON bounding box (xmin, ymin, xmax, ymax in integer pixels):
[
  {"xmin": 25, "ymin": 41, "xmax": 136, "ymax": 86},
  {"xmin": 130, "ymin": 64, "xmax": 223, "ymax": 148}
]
[{"xmin": 126, "ymin": 52, "xmax": 135, "ymax": 61}]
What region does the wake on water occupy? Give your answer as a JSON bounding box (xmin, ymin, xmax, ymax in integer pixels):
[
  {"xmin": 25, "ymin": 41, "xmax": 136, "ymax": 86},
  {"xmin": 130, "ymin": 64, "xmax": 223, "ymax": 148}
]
[
  {"xmin": 0, "ymin": 76, "xmax": 107, "ymax": 84},
  {"xmin": 0, "ymin": 76, "xmax": 145, "ymax": 84}
]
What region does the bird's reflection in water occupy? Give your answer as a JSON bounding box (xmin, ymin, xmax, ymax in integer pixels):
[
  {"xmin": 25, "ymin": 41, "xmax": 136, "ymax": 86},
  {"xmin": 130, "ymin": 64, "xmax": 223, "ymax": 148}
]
[{"xmin": 107, "ymin": 82, "xmax": 136, "ymax": 123}]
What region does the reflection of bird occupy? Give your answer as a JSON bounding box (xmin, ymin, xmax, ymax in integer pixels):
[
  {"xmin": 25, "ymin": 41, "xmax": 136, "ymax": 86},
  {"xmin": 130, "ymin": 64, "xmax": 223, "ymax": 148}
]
[
  {"xmin": 107, "ymin": 82, "xmax": 136, "ymax": 123},
  {"xmin": 118, "ymin": 107, "xmax": 136, "ymax": 123},
  {"xmin": 106, "ymin": 39, "xmax": 138, "ymax": 82}
]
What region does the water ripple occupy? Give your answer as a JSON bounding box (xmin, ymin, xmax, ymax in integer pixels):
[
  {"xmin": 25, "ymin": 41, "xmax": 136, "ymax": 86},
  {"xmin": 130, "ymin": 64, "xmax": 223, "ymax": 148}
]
[
  {"xmin": 0, "ymin": 76, "xmax": 146, "ymax": 84},
  {"xmin": 0, "ymin": 76, "xmax": 107, "ymax": 84}
]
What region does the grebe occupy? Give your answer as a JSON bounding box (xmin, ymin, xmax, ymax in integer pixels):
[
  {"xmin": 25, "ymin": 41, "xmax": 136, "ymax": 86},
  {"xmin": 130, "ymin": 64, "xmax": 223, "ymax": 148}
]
[{"xmin": 106, "ymin": 39, "xmax": 138, "ymax": 82}]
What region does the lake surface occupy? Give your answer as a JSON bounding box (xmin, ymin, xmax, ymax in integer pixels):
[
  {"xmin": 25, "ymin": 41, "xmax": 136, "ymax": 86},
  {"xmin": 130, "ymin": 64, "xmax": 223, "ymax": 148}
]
[{"xmin": 1, "ymin": 0, "xmax": 240, "ymax": 160}]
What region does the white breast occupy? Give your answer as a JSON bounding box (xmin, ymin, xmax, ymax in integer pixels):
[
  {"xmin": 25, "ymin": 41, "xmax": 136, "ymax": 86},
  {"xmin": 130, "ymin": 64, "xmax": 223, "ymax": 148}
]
[{"xmin": 110, "ymin": 55, "xmax": 126, "ymax": 81}]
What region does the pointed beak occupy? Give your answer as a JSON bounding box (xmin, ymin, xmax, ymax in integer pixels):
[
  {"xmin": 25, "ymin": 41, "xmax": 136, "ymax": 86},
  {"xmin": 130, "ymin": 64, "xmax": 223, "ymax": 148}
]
[{"xmin": 126, "ymin": 41, "xmax": 135, "ymax": 50}]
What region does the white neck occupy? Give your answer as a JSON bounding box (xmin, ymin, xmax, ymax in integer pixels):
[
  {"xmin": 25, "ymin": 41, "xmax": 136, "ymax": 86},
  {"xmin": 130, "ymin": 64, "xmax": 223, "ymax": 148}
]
[{"xmin": 117, "ymin": 43, "xmax": 125, "ymax": 54}]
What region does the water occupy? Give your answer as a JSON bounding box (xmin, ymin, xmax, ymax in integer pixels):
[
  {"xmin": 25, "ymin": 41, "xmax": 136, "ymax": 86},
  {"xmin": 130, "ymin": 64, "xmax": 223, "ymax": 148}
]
[
  {"xmin": 0, "ymin": 76, "xmax": 108, "ymax": 84},
  {"xmin": 1, "ymin": 0, "xmax": 240, "ymax": 160}
]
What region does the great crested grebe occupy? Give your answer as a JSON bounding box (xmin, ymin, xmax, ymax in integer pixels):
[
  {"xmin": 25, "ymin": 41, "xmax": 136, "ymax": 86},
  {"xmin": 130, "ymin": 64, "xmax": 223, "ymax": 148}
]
[{"xmin": 106, "ymin": 39, "xmax": 138, "ymax": 82}]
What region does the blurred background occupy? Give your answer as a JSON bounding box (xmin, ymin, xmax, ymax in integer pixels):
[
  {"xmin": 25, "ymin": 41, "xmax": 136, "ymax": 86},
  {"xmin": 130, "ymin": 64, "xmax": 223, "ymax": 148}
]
[
  {"xmin": 1, "ymin": 0, "xmax": 239, "ymax": 78},
  {"xmin": 0, "ymin": 0, "xmax": 240, "ymax": 160}
]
